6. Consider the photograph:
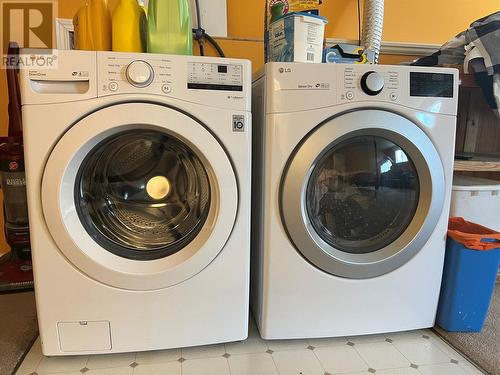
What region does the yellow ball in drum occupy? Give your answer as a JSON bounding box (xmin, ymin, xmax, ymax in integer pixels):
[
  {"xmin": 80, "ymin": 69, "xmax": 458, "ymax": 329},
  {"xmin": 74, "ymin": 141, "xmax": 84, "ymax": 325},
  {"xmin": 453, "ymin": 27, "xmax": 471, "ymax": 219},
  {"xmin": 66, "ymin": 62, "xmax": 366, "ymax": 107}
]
[{"xmin": 146, "ymin": 176, "xmax": 170, "ymax": 200}]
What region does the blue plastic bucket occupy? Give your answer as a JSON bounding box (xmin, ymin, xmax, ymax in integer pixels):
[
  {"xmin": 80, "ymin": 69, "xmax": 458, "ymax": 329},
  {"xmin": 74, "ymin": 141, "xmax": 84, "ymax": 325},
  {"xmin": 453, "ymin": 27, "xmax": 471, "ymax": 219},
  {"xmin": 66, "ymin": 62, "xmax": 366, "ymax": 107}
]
[{"xmin": 436, "ymin": 236, "xmax": 500, "ymax": 332}]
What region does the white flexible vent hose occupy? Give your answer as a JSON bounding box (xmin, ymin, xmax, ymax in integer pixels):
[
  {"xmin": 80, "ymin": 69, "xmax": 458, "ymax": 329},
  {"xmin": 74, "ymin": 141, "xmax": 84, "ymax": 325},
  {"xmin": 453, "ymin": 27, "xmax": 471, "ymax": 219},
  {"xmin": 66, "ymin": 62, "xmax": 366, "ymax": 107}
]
[{"xmin": 361, "ymin": 0, "xmax": 384, "ymax": 64}]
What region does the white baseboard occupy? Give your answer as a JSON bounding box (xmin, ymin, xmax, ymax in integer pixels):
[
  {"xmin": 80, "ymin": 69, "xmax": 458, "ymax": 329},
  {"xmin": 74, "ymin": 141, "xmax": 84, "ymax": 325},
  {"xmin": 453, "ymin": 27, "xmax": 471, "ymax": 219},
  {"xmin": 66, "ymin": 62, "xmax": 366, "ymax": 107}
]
[{"xmin": 219, "ymin": 36, "xmax": 440, "ymax": 56}]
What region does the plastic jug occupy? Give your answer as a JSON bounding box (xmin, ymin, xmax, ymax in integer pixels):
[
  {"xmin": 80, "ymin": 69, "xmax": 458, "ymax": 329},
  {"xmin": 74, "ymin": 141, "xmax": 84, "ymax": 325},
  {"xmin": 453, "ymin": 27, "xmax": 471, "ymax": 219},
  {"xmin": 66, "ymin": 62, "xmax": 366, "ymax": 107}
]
[
  {"xmin": 147, "ymin": 0, "xmax": 192, "ymax": 55},
  {"xmin": 73, "ymin": 6, "xmax": 90, "ymax": 50},
  {"xmin": 112, "ymin": 0, "xmax": 147, "ymax": 52},
  {"xmin": 73, "ymin": 0, "xmax": 111, "ymax": 51}
]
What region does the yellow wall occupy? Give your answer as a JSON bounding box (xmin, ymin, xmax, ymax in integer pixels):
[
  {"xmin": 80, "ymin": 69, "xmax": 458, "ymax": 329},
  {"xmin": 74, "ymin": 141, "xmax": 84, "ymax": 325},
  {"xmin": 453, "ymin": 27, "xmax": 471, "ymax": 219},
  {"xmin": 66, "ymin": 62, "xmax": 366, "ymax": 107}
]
[
  {"xmin": 0, "ymin": 0, "xmax": 498, "ymax": 251},
  {"xmin": 56, "ymin": 0, "xmax": 500, "ymax": 72},
  {"xmin": 225, "ymin": 0, "xmax": 499, "ymax": 43}
]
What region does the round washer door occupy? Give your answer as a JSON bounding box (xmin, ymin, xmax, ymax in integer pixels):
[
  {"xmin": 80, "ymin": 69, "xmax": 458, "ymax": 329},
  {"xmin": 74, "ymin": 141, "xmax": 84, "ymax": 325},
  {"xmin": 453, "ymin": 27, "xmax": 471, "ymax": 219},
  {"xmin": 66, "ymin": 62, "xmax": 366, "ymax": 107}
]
[
  {"xmin": 281, "ymin": 109, "xmax": 445, "ymax": 279},
  {"xmin": 42, "ymin": 103, "xmax": 238, "ymax": 290}
]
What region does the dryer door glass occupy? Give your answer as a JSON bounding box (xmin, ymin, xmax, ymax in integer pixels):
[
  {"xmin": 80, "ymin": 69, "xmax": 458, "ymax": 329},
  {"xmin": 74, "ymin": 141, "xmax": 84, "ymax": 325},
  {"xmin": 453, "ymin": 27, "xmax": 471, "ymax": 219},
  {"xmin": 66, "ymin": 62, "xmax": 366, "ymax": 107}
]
[
  {"xmin": 305, "ymin": 136, "xmax": 419, "ymax": 254},
  {"xmin": 280, "ymin": 110, "xmax": 445, "ymax": 279},
  {"xmin": 75, "ymin": 130, "xmax": 211, "ymax": 260}
]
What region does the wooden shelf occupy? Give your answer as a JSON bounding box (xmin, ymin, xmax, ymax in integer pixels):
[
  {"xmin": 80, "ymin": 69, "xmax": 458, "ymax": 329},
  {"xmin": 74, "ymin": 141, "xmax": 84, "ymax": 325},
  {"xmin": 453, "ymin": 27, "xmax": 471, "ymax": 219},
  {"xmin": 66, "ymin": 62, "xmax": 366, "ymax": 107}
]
[
  {"xmin": 439, "ymin": 64, "xmax": 479, "ymax": 88},
  {"xmin": 454, "ymin": 154, "xmax": 500, "ymax": 172},
  {"xmin": 459, "ymin": 73, "xmax": 479, "ymax": 88},
  {"xmin": 451, "ymin": 65, "xmax": 480, "ymax": 88}
]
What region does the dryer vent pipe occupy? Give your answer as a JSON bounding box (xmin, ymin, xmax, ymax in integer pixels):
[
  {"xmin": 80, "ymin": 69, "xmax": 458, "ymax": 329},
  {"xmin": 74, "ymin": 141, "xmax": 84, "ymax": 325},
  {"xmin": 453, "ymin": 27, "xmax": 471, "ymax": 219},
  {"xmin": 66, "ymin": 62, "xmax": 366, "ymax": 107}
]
[{"xmin": 361, "ymin": 0, "xmax": 384, "ymax": 64}]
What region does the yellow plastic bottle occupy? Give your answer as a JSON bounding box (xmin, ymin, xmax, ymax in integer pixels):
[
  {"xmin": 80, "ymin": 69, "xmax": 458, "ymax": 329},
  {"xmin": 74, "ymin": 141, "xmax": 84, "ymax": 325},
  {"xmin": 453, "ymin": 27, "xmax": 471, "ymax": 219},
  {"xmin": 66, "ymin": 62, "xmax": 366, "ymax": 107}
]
[
  {"xmin": 73, "ymin": 0, "xmax": 112, "ymax": 51},
  {"xmin": 73, "ymin": 6, "xmax": 90, "ymax": 50},
  {"xmin": 147, "ymin": 0, "xmax": 193, "ymax": 55},
  {"xmin": 112, "ymin": 0, "xmax": 147, "ymax": 52}
]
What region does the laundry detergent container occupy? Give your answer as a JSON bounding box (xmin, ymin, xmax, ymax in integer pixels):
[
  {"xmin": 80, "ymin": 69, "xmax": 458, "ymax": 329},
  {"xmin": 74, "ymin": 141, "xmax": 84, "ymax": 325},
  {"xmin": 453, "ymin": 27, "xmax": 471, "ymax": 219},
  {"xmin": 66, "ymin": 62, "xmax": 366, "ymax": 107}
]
[
  {"xmin": 436, "ymin": 218, "xmax": 500, "ymax": 332},
  {"xmin": 450, "ymin": 175, "xmax": 500, "ymax": 231}
]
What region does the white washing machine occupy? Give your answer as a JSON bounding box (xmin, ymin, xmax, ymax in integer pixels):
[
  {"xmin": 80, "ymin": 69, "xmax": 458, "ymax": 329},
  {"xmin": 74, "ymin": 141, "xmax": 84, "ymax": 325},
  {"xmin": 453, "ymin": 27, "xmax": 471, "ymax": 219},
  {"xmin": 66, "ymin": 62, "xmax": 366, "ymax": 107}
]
[
  {"xmin": 251, "ymin": 63, "xmax": 459, "ymax": 339},
  {"xmin": 20, "ymin": 50, "xmax": 252, "ymax": 355}
]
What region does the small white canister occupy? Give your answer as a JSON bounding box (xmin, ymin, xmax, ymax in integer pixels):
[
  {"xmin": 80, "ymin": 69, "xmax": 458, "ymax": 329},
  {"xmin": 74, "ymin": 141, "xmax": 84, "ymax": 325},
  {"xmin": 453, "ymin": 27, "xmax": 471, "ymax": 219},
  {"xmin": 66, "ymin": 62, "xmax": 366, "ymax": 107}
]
[
  {"xmin": 268, "ymin": 12, "xmax": 328, "ymax": 63},
  {"xmin": 450, "ymin": 175, "xmax": 500, "ymax": 231}
]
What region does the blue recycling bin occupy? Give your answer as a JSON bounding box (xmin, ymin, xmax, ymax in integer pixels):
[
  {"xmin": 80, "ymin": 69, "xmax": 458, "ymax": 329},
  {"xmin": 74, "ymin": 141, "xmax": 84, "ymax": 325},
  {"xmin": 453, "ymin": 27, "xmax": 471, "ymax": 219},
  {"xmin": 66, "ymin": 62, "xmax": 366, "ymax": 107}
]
[{"xmin": 436, "ymin": 219, "xmax": 500, "ymax": 332}]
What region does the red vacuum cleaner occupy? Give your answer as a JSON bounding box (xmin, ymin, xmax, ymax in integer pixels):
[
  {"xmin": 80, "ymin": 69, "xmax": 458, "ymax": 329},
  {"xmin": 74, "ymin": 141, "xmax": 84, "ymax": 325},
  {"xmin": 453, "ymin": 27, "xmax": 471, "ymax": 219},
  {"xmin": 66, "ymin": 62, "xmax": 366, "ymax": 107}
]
[
  {"xmin": 0, "ymin": 42, "xmax": 32, "ymax": 291},
  {"xmin": 1, "ymin": 42, "xmax": 30, "ymax": 259}
]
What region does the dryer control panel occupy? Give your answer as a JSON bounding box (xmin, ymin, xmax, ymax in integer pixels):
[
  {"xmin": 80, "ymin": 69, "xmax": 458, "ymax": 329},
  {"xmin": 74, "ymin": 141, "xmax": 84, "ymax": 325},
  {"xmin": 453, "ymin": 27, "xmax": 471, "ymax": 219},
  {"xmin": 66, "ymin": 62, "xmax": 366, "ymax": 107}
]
[
  {"xmin": 340, "ymin": 66, "xmax": 400, "ymax": 103},
  {"xmin": 261, "ymin": 62, "xmax": 458, "ymax": 116}
]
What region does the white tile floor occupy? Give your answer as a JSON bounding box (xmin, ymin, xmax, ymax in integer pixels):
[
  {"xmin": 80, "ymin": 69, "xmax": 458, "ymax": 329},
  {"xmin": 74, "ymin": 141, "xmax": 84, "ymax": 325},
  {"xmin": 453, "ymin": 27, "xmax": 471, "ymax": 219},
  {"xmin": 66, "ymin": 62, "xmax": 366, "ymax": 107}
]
[{"xmin": 16, "ymin": 318, "xmax": 484, "ymax": 375}]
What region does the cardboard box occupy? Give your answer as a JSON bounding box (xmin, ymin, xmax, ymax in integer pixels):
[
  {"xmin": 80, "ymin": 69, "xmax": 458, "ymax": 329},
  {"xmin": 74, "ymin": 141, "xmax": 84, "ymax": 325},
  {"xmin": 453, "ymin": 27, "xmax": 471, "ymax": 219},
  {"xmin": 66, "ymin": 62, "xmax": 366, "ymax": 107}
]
[
  {"xmin": 264, "ymin": 0, "xmax": 323, "ymax": 62},
  {"xmin": 268, "ymin": 12, "xmax": 327, "ymax": 63}
]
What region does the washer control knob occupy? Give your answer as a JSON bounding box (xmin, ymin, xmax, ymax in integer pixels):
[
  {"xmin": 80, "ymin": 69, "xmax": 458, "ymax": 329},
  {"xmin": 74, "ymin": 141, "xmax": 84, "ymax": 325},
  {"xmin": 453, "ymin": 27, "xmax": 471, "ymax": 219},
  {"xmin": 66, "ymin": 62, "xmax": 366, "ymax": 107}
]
[
  {"xmin": 126, "ymin": 60, "xmax": 154, "ymax": 87},
  {"xmin": 360, "ymin": 71, "xmax": 384, "ymax": 96}
]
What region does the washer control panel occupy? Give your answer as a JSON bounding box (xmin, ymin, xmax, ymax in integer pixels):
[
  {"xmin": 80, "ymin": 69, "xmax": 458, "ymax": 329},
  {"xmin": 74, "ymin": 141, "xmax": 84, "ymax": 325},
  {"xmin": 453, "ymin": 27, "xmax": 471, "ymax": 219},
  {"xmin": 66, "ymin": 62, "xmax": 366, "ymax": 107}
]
[
  {"xmin": 187, "ymin": 62, "xmax": 243, "ymax": 91},
  {"xmin": 95, "ymin": 52, "xmax": 251, "ymax": 111},
  {"xmin": 98, "ymin": 54, "xmax": 245, "ymax": 95},
  {"xmin": 98, "ymin": 53, "xmax": 173, "ymax": 95}
]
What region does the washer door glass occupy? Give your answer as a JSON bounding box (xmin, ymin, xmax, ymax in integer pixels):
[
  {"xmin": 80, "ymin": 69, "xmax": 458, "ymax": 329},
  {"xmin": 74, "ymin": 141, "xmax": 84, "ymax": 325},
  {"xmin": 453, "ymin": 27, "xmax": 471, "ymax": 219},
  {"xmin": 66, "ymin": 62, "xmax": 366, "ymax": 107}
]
[
  {"xmin": 306, "ymin": 136, "xmax": 419, "ymax": 254},
  {"xmin": 75, "ymin": 130, "xmax": 211, "ymax": 260}
]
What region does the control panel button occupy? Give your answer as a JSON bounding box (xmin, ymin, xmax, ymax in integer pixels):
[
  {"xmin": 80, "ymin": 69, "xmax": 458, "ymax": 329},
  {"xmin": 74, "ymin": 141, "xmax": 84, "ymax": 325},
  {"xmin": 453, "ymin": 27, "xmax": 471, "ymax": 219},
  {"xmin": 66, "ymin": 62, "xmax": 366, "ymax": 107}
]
[
  {"xmin": 126, "ymin": 60, "xmax": 154, "ymax": 88},
  {"xmin": 390, "ymin": 92, "xmax": 398, "ymax": 101},
  {"xmin": 361, "ymin": 71, "xmax": 384, "ymax": 96},
  {"xmin": 162, "ymin": 84, "xmax": 172, "ymax": 94},
  {"xmin": 108, "ymin": 82, "xmax": 118, "ymax": 92},
  {"xmin": 346, "ymin": 91, "xmax": 354, "ymax": 100}
]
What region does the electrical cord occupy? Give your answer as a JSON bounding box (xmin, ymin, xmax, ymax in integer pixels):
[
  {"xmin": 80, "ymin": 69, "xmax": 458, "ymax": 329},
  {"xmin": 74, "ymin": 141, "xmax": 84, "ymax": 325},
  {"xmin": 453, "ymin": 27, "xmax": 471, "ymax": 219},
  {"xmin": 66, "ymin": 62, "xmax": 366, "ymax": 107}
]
[
  {"xmin": 192, "ymin": 0, "xmax": 225, "ymax": 57},
  {"xmin": 193, "ymin": 0, "xmax": 204, "ymax": 55},
  {"xmin": 204, "ymin": 33, "xmax": 225, "ymax": 57}
]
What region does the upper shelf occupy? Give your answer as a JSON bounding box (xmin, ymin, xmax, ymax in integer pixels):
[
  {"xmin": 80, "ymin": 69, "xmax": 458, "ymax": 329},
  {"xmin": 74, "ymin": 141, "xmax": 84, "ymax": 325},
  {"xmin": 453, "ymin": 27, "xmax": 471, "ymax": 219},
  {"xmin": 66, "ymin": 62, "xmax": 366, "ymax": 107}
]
[{"xmin": 454, "ymin": 154, "xmax": 500, "ymax": 172}]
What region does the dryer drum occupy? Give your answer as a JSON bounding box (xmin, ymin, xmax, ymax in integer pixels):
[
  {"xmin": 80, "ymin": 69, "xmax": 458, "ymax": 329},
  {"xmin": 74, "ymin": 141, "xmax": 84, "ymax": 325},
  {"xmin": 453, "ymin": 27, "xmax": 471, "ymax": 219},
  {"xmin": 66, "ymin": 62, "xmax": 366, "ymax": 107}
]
[
  {"xmin": 74, "ymin": 129, "xmax": 211, "ymax": 260},
  {"xmin": 306, "ymin": 135, "xmax": 420, "ymax": 255}
]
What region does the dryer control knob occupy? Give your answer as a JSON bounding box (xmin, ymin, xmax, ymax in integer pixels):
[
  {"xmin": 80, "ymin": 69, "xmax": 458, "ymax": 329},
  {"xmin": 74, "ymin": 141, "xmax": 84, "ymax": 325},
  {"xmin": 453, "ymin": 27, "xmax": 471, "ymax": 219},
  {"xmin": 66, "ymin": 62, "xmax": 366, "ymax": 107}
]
[
  {"xmin": 360, "ymin": 71, "xmax": 384, "ymax": 96},
  {"xmin": 126, "ymin": 60, "xmax": 154, "ymax": 88}
]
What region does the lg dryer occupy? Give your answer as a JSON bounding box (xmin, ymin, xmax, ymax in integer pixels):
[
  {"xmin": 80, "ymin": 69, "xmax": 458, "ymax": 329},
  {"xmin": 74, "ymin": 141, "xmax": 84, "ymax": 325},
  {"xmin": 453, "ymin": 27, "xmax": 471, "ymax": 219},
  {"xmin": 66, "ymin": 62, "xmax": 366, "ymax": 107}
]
[{"xmin": 252, "ymin": 63, "xmax": 458, "ymax": 339}]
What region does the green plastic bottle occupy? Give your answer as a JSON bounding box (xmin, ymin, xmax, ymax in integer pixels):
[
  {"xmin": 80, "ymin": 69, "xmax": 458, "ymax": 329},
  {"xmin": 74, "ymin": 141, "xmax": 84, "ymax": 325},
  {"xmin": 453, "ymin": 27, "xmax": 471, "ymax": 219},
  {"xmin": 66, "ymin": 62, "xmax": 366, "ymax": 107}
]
[{"xmin": 147, "ymin": 0, "xmax": 193, "ymax": 55}]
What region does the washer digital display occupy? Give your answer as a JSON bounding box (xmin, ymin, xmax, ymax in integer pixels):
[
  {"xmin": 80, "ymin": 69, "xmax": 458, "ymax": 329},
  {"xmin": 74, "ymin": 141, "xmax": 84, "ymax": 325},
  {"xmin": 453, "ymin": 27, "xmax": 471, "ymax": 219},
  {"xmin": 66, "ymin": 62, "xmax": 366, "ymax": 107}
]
[{"xmin": 188, "ymin": 62, "xmax": 243, "ymax": 91}]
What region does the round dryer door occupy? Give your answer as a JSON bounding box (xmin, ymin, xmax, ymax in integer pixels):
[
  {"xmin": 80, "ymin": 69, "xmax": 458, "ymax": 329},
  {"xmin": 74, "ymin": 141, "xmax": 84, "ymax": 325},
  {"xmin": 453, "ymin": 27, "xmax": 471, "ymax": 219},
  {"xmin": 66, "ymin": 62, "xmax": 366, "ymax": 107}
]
[
  {"xmin": 281, "ymin": 109, "xmax": 445, "ymax": 279},
  {"xmin": 42, "ymin": 103, "xmax": 238, "ymax": 290}
]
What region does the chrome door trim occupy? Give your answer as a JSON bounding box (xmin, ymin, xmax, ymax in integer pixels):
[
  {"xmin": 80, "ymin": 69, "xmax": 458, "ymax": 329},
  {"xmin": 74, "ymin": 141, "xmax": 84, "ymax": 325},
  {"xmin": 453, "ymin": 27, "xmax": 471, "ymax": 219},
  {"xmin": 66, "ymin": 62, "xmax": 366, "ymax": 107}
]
[
  {"xmin": 42, "ymin": 102, "xmax": 239, "ymax": 291},
  {"xmin": 281, "ymin": 109, "xmax": 445, "ymax": 279}
]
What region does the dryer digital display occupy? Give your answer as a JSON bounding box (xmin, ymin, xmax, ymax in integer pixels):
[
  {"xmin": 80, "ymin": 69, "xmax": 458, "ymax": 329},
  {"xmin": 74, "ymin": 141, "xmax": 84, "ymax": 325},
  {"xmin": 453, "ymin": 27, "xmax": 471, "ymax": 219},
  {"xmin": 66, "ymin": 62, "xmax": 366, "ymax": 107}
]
[
  {"xmin": 188, "ymin": 62, "xmax": 243, "ymax": 91},
  {"xmin": 410, "ymin": 72, "xmax": 454, "ymax": 98}
]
